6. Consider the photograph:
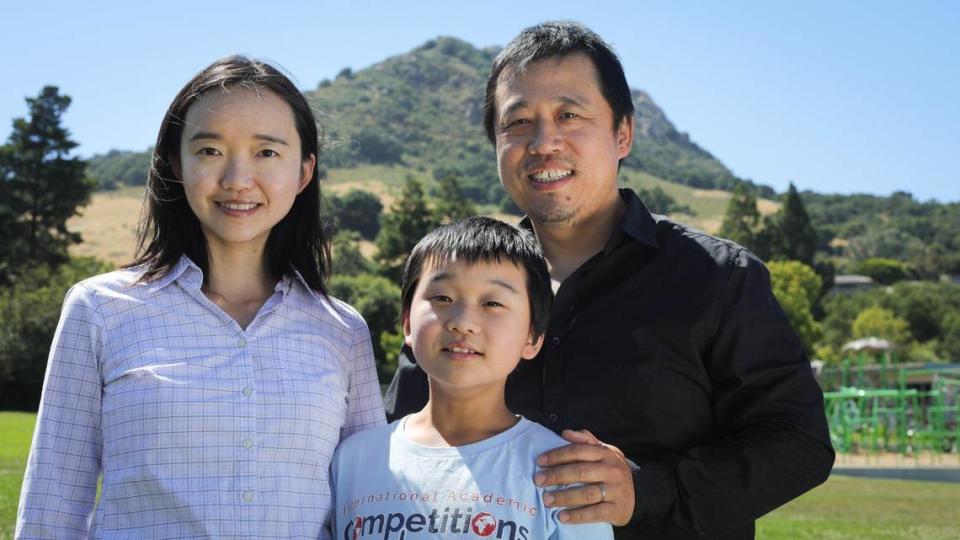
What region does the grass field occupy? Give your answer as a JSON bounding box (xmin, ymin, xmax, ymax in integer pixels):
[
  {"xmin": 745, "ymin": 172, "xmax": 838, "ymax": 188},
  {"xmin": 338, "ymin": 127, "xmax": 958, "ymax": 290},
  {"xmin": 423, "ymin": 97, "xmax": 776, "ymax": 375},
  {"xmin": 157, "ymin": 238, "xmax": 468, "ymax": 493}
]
[
  {"xmin": 3, "ymin": 413, "xmax": 957, "ymax": 539},
  {"xmin": 0, "ymin": 412, "xmax": 34, "ymax": 539}
]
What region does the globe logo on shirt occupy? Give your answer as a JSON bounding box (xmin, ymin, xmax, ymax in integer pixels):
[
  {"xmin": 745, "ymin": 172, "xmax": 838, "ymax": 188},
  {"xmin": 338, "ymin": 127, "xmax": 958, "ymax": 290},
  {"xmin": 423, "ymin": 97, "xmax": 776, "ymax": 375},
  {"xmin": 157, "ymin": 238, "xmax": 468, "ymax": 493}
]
[
  {"xmin": 352, "ymin": 516, "xmax": 363, "ymax": 540},
  {"xmin": 471, "ymin": 512, "xmax": 497, "ymax": 536}
]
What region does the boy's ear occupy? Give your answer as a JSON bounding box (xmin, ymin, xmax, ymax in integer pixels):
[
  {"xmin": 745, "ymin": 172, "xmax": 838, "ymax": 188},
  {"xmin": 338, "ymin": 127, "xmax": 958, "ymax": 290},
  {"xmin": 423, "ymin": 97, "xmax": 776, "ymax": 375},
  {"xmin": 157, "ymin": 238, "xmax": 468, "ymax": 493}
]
[
  {"xmin": 402, "ymin": 310, "xmax": 413, "ymax": 347},
  {"xmin": 521, "ymin": 331, "xmax": 544, "ymax": 361}
]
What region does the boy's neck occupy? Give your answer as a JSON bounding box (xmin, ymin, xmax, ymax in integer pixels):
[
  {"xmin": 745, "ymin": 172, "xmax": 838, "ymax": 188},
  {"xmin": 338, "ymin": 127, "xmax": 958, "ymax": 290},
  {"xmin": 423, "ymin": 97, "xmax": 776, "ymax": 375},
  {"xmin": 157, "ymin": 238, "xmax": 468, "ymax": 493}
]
[{"xmin": 406, "ymin": 387, "xmax": 519, "ymax": 447}]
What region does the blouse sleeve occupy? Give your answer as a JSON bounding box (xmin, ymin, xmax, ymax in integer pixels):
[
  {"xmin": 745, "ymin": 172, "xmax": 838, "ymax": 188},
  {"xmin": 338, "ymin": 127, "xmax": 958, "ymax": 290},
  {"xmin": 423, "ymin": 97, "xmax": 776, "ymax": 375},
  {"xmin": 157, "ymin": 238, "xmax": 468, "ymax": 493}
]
[
  {"xmin": 339, "ymin": 319, "xmax": 386, "ymax": 441},
  {"xmin": 16, "ymin": 283, "xmax": 104, "ymax": 539}
]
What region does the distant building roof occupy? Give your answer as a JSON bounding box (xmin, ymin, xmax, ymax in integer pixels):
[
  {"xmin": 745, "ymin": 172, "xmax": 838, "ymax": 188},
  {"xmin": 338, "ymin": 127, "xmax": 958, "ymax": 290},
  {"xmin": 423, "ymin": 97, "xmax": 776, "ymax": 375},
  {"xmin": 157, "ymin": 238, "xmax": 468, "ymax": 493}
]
[
  {"xmin": 834, "ymin": 274, "xmax": 875, "ymax": 286},
  {"xmin": 842, "ymin": 337, "xmax": 893, "ymax": 352}
]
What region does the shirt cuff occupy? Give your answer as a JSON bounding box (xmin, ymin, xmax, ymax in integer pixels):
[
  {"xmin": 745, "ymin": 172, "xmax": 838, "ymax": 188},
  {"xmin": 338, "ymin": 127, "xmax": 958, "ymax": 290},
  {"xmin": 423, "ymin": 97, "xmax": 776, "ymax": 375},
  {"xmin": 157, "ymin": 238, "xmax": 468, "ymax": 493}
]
[{"xmin": 628, "ymin": 460, "xmax": 676, "ymax": 525}]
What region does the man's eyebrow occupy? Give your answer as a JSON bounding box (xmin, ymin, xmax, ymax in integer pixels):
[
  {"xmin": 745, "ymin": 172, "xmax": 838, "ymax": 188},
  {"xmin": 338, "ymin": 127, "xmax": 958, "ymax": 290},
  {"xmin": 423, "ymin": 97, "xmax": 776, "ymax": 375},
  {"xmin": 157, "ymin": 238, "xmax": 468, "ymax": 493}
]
[
  {"xmin": 499, "ymin": 95, "xmax": 590, "ymax": 121},
  {"xmin": 556, "ymin": 95, "xmax": 589, "ymax": 107},
  {"xmin": 499, "ymin": 100, "xmax": 528, "ymax": 121},
  {"xmin": 186, "ymin": 132, "xmax": 289, "ymax": 146}
]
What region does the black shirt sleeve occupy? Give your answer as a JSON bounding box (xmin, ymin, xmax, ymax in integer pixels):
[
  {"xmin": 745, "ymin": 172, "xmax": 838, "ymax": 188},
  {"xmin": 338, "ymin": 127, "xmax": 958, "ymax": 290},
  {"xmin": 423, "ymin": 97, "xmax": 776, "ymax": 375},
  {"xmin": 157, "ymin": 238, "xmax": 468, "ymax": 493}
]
[
  {"xmin": 629, "ymin": 249, "xmax": 835, "ymax": 537},
  {"xmin": 383, "ymin": 344, "xmax": 429, "ymax": 422}
]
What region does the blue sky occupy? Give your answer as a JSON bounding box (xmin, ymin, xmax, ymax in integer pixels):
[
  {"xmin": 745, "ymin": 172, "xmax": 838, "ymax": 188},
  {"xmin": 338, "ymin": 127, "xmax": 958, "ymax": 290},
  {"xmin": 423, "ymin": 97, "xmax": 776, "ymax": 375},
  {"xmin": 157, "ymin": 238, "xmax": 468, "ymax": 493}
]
[{"xmin": 2, "ymin": 1, "xmax": 957, "ymax": 202}]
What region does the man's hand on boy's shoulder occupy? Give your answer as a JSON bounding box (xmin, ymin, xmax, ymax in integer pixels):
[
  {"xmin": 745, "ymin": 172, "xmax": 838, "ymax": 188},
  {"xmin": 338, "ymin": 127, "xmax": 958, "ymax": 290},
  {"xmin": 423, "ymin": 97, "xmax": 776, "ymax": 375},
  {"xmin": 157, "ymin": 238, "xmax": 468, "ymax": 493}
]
[{"xmin": 535, "ymin": 429, "xmax": 636, "ymax": 526}]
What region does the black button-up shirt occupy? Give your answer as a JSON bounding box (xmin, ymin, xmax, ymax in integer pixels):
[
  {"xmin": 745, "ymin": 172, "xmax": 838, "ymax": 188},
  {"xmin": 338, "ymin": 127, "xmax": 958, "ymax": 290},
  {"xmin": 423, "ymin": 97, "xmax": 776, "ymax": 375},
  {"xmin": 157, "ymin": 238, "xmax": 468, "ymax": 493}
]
[{"xmin": 384, "ymin": 189, "xmax": 834, "ymax": 540}]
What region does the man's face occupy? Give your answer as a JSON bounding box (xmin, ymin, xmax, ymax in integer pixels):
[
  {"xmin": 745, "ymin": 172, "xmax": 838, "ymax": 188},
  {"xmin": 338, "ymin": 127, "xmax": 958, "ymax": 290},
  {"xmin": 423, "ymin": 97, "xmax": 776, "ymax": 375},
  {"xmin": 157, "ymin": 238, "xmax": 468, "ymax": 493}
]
[{"xmin": 493, "ymin": 53, "xmax": 633, "ymax": 227}]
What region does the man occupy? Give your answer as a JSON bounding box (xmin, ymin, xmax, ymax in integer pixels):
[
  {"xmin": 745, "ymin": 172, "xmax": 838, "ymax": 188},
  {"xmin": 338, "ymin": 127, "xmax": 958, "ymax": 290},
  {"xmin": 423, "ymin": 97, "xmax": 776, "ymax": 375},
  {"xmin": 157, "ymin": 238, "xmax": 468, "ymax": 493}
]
[{"xmin": 385, "ymin": 21, "xmax": 834, "ymax": 539}]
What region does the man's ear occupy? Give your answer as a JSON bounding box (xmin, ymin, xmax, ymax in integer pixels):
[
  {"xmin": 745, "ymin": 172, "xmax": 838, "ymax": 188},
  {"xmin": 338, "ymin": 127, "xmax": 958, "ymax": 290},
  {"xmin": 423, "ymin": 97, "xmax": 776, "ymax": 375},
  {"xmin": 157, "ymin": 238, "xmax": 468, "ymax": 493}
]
[
  {"xmin": 521, "ymin": 331, "xmax": 545, "ymax": 360},
  {"xmin": 402, "ymin": 310, "xmax": 413, "ymax": 348},
  {"xmin": 616, "ymin": 116, "xmax": 634, "ymax": 159}
]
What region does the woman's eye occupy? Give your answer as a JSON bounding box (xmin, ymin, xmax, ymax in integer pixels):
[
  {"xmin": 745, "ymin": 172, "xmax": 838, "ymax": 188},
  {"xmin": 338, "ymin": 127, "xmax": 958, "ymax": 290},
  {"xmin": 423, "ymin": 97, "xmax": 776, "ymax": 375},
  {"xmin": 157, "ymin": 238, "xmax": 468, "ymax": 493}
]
[
  {"xmin": 258, "ymin": 149, "xmax": 279, "ymax": 158},
  {"xmin": 429, "ymin": 295, "xmax": 452, "ymax": 303},
  {"xmin": 483, "ymin": 300, "xmax": 504, "ymax": 308},
  {"xmin": 197, "ymin": 147, "xmax": 221, "ymax": 157}
]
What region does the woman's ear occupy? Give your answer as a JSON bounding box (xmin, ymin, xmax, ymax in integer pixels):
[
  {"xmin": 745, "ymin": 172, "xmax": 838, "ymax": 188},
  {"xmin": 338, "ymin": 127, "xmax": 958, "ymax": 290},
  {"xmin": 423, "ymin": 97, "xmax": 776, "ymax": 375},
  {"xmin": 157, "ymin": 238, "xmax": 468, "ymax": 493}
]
[
  {"xmin": 169, "ymin": 154, "xmax": 182, "ymax": 181},
  {"xmin": 299, "ymin": 153, "xmax": 316, "ymax": 193}
]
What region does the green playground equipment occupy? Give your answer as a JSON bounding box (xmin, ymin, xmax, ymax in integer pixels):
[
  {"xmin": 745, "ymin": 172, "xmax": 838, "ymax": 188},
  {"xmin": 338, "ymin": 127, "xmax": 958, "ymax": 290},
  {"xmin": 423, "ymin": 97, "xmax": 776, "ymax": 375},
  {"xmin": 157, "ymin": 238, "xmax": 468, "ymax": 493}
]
[{"xmin": 820, "ymin": 354, "xmax": 960, "ymax": 458}]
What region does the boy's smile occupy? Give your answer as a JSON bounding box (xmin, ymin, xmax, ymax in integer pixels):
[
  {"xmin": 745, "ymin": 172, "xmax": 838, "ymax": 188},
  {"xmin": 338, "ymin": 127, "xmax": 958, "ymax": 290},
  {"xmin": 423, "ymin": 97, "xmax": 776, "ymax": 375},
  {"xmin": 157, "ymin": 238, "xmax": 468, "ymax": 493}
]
[{"xmin": 404, "ymin": 257, "xmax": 543, "ymax": 397}]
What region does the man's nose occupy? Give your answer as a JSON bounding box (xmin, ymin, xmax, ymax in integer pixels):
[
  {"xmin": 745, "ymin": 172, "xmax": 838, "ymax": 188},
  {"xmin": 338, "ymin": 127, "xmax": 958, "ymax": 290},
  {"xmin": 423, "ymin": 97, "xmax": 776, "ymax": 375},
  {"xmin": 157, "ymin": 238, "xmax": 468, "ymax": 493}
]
[{"xmin": 527, "ymin": 120, "xmax": 563, "ymax": 155}]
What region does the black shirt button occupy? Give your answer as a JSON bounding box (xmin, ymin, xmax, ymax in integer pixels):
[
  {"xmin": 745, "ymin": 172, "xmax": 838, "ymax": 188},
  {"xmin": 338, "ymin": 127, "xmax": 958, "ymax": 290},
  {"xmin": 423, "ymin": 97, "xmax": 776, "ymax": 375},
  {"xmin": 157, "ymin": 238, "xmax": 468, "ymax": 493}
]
[
  {"xmin": 551, "ymin": 336, "xmax": 561, "ymax": 346},
  {"xmin": 547, "ymin": 413, "xmax": 559, "ymax": 423}
]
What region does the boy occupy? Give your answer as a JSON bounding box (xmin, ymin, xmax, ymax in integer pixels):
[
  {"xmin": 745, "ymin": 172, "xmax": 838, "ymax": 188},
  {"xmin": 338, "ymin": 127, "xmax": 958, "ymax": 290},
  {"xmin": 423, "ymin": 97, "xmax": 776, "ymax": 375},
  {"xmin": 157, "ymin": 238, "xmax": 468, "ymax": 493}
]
[{"xmin": 329, "ymin": 217, "xmax": 612, "ymax": 540}]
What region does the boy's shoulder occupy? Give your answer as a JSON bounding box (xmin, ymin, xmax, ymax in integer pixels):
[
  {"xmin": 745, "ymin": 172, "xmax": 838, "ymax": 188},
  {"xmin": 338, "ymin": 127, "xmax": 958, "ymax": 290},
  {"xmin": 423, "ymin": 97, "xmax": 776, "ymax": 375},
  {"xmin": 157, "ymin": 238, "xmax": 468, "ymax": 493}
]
[
  {"xmin": 508, "ymin": 418, "xmax": 568, "ymax": 455},
  {"xmin": 337, "ymin": 419, "xmax": 398, "ymax": 454}
]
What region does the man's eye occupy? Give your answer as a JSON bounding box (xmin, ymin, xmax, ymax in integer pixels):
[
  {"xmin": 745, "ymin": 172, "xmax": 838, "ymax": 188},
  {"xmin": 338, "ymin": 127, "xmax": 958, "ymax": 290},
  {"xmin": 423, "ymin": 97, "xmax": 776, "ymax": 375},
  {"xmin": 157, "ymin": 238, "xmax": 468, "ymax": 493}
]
[
  {"xmin": 503, "ymin": 118, "xmax": 530, "ymax": 130},
  {"xmin": 560, "ymin": 112, "xmax": 580, "ymax": 120}
]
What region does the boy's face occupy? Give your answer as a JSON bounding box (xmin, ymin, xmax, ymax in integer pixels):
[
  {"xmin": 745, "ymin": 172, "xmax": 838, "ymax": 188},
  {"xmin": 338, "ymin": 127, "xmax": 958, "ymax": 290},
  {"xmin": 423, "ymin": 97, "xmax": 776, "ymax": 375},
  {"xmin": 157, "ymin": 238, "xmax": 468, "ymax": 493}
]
[{"xmin": 403, "ymin": 257, "xmax": 544, "ymax": 396}]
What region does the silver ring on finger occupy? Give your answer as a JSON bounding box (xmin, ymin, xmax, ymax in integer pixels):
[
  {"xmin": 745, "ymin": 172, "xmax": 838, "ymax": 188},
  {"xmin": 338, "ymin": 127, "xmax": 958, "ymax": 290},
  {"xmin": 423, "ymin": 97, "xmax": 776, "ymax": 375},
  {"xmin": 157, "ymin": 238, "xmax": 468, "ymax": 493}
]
[{"xmin": 598, "ymin": 483, "xmax": 606, "ymax": 502}]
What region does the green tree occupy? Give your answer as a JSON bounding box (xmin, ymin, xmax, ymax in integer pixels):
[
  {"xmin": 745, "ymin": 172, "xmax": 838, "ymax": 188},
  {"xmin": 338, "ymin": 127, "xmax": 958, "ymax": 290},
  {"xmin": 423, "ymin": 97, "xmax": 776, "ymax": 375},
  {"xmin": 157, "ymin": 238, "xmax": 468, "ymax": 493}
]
[
  {"xmin": 331, "ymin": 231, "xmax": 375, "ymax": 276},
  {"xmin": 851, "ymin": 306, "xmax": 912, "ymax": 348},
  {"xmin": 718, "ymin": 183, "xmax": 761, "ymax": 250},
  {"xmin": 328, "ymin": 273, "xmax": 401, "ymax": 380},
  {"xmin": 765, "ymin": 183, "xmax": 817, "ymax": 265},
  {"xmin": 854, "ymin": 257, "xmax": 909, "ymax": 285},
  {"xmin": 939, "ymin": 311, "xmax": 960, "ymax": 361},
  {"xmin": 433, "ymin": 172, "xmax": 475, "ymax": 223},
  {"xmin": 375, "ymin": 175, "xmax": 436, "ymax": 281},
  {"xmin": 330, "ymin": 189, "xmax": 383, "ymax": 239},
  {"xmin": 636, "ymin": 186, "xmax": 692, "ymax": 216},
  {"xmin": 0, "ymin": 86, "xmax": 93, "ymax": 283},
  {"xmin": 767, "ymin": 260, "xmax": 822, "ymax": 354},
  {"xmin": 0, "ymin": 256, "xmax": 112, "ymax": 409}
]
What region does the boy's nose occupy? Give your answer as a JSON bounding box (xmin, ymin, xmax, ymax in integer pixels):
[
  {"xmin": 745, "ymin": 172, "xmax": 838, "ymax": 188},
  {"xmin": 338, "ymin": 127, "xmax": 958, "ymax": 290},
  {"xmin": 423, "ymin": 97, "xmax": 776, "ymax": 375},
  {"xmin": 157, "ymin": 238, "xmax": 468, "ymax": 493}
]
[{"xmin": 445, "ymin": 307, "xmax": 479, "ymax": 335}]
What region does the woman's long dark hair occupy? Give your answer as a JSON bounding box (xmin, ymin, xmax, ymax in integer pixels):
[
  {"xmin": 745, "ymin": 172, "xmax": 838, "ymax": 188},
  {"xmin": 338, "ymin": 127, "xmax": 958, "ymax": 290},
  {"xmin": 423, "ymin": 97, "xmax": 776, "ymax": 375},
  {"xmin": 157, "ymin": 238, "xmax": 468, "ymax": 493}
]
[{"xmin": 128, "ymin": 55, "xmax": 330, "ymax": 292}]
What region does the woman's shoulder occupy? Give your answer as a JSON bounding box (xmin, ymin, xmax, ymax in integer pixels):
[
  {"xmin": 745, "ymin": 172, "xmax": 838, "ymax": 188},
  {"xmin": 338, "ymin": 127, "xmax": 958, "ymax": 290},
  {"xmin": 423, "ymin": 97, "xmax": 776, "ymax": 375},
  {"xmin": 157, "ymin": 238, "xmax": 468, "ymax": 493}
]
[
  {"xmin": 288, "ymin": 278, "xmax": 370, "ymax": 333},
  {"xmin": 72, "ymin": 266, "xmax": 148, "ymax": 297}
]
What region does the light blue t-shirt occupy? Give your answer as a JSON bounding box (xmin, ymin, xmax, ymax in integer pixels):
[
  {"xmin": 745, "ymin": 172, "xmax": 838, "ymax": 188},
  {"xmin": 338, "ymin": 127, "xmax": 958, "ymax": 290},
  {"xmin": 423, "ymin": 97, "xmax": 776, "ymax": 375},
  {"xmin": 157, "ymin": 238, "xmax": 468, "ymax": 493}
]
[{"xmin": 329, "ymin": 416, "xmax": 613, "ymax": 540}]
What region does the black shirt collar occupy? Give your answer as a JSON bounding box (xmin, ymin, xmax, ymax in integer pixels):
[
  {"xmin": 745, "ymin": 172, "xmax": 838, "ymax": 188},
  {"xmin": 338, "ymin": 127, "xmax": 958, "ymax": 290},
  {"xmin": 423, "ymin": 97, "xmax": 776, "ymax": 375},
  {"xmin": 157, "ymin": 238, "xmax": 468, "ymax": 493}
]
[{"xmin": 518, "ymin": 188, "xmax": 659, "ymax": 253}]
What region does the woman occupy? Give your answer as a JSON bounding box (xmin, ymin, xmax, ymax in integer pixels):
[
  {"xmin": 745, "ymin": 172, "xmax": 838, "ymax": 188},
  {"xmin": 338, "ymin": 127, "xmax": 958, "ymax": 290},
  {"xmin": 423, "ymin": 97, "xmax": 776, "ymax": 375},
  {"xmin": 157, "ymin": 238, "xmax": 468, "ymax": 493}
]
[{"xmin": 16, "ymin": 56, "xmax": 384, "ymax": 538}]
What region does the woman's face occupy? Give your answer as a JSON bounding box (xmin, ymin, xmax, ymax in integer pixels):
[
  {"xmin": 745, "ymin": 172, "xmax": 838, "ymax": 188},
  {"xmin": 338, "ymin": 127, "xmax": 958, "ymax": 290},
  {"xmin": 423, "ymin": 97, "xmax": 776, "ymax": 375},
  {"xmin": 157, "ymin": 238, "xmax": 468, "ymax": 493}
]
[{"xmin": 178, "ymin": 86, "xmax": 315, "ymax": 257}]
